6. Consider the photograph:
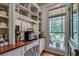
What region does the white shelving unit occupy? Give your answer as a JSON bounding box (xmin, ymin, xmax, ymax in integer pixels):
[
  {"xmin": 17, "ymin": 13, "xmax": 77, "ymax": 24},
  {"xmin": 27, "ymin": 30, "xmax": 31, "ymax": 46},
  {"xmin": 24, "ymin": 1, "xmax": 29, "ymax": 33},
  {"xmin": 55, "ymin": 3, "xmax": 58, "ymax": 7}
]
[
  {"xmin": 14, "ymin": 3, "xmax": 41, "ymax": 42},
  {"xmin": 0, "ymin": 3, "xmax": 9, "ymax": 46},
  {"xmin": 4, "ymin": 3, "xmax": 40, "ymax": 44},
  {"xmin": 0, "ymin": 3, "xmax": 43, "ymax": 56},
  {"xmin": 0, "ymin": 3, "xmax": 41, "ymax": 45}
]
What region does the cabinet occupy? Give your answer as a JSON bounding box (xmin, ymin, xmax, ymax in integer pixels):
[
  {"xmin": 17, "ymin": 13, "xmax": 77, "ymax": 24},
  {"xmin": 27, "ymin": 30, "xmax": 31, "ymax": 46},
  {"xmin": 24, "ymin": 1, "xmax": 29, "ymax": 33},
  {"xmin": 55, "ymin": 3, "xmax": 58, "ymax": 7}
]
[
  {"xmin": 21, "ymin": 46, "xmax": 25, "ymax": 56},
  {"xmin": 39, "ymin": 38, "xmax": 45, "ymax": 53},
  {"xmin": 1, "ymin": 47, "xmax": 22, "ymax": 56},
  {"xmin": 25, "ymin": 40, "xmax": 40, "ymax": 56},
  {"xmin": 0, "ymin": 38, "xmax": 45, "ymax": 56}
]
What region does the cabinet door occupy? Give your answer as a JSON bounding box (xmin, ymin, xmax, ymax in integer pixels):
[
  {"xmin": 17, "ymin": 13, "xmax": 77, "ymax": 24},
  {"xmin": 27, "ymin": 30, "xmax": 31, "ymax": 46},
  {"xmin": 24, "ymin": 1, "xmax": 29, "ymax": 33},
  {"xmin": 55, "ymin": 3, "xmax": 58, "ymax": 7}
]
[
  {"xmin": 25, "ymin": 40, "xmax": 40, "ymax": 56},
  {"xmin": 40, "ymin": 38, "xmax": 45, "ymax": 53},
  {"xmin": 1, "ymin": 47, "xmax": 22, "ymax": 56},
  {"xmin": 21, "ymin": 46, "xmax": 25, "ymax": 56},
  {"xmin": 25, "ymin": 40, "xmax": 39, "ymax": 51}
]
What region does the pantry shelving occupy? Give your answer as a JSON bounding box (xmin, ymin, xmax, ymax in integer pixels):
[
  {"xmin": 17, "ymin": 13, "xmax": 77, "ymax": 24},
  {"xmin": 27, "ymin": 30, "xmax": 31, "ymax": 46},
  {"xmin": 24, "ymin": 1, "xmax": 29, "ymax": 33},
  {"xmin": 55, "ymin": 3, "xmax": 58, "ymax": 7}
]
[
  {"xmin": 0, "ymin": 3, "xmax": 9, "ymax": 47},
  {"xmin": 15, "ymin": 12, "xmax": 39, "ymax": 24},
  {"xmin": 15, "ymin": 3, "xmax": 40, "ymax": 22},
  {"xmin": 31, "ymin": 4, "xmax": 38, "ymax": 16},
  {"xmin": 14, "ymin": 3, "xmax": 41, "ymax": 42},
  {"xmin": 0, "ymin": 3, "xmax": 41, "ymax": 48},
  {"xmin": 0, "ymin": 3, "xmax": 45, "ymax": 56},
  {"xmin": 0, "ymin": 4, "xmax": 9, "ymax": 19}
]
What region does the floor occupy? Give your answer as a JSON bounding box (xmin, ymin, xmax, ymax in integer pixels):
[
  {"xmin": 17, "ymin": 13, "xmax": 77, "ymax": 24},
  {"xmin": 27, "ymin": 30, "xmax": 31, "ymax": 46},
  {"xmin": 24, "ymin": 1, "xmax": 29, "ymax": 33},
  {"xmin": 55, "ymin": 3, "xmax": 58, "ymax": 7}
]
[{"xmin": 41, "ymin": 51, "xmax": 63, "ymax": 56}]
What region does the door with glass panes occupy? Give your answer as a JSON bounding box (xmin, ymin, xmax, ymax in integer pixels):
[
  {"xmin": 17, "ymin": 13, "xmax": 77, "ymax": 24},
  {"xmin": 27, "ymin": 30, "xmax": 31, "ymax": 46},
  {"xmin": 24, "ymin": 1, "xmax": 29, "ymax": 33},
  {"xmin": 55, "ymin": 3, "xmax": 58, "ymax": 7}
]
[{"xmin": 48, "ymin": 5, "xmax": 66, "ymax": 50}]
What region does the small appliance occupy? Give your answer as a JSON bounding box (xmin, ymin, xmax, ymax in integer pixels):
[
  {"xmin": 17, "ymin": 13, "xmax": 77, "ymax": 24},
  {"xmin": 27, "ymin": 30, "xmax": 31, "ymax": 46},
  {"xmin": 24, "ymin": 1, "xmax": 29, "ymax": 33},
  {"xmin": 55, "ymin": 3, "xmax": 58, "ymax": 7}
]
[{"xmin": 24, "ymin": 31, "xmax": 37, "ymax": 41}]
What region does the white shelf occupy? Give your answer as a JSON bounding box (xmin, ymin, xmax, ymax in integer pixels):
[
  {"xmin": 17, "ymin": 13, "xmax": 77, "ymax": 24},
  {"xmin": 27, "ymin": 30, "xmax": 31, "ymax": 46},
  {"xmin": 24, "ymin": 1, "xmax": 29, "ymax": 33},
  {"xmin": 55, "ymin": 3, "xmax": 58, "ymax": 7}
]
[
  {"xmin": 16, "ymin": 3, "xmax": 38, "ymax": 17},
  {"xmin": 16, "ymin": 4, "xmax": 30, "ymax": 13},
  {"xmin": 16, "ymin": 12, "xmax": 39, "ymax": 24},
  {"xmin": 30, "ymin": 11, "xmax": 38, "ymax": 17}
]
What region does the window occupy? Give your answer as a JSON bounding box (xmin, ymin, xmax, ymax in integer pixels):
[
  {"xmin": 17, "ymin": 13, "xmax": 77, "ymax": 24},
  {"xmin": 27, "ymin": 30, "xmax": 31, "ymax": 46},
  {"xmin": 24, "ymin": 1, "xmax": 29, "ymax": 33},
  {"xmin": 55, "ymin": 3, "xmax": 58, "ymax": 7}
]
[
  {"xmin": 48, "ymin": 5, "xmax": 66, "ymax": 50},
  {"xmin": 49, "ymin": 16, "xmax": 65, "ymax": 50},
  {"xmin": 68, "ymin": 4, "xmax": 78, "ymax": 55},
  {"xmin": 69, "ymin": 4, "xmax": 78, "ymax": 46},
  {"xmin": 73, "ymin": 13, "xmax": 78, "ymax": 45}
]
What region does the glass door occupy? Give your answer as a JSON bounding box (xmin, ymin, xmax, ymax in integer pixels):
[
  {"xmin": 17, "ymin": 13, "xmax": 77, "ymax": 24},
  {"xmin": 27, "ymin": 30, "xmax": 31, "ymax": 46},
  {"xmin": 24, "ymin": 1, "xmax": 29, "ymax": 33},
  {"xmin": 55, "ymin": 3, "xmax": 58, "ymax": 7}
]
[
  {"xmin": 49, "ymin": 16, "xmax": 65, "ymax": 50},
  {"xmin": 48, "ymin": 5, "xmax": 66, "ymax": 51}
]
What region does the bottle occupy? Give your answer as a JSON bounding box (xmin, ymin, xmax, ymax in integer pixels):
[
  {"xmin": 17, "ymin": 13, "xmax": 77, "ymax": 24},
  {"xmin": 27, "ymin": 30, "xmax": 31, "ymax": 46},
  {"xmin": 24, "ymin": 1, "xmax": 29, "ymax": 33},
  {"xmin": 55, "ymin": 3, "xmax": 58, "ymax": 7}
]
[
  {"xmin": 0, "ymin": 34, "xmax": 4, "ymax": 47},
  {"xmin": 4, "ymin": 34, "xmax": 9, "ymax": 46}
]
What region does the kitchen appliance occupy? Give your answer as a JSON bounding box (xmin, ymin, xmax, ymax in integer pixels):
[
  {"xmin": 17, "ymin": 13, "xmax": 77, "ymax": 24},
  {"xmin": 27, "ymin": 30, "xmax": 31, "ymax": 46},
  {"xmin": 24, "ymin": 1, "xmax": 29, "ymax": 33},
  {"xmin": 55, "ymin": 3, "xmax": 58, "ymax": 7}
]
[{"xmin": 24, "ymin": 31, "xmax": 37, "ymax": 41}]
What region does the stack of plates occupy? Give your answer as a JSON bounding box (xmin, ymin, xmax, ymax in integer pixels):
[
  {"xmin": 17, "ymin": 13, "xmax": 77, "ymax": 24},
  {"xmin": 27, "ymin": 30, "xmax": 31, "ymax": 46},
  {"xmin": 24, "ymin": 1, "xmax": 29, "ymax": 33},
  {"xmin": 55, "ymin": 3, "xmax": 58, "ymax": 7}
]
[
  {"xmin": 0, "ymin": 21, "xmax": 7, "ymax": 28},
  {"xmin": 0, "ymin": 10, "xmax": 7, "ymax": 16}
]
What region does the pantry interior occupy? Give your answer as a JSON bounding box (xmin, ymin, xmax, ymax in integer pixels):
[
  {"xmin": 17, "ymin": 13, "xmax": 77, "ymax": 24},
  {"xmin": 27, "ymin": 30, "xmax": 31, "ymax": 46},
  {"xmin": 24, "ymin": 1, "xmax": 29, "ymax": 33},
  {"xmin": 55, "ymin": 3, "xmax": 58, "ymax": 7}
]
[{"xmin": 0, "ymin": 3, "xmax": 79, "ymax": 56}]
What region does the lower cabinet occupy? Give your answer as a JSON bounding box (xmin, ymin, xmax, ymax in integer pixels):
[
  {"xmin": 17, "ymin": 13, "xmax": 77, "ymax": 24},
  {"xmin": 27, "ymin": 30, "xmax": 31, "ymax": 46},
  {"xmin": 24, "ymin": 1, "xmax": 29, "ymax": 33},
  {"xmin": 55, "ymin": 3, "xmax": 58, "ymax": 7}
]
[
  {"xmin": 39, "ymin": 38, "xmax": 45, "ymax": 53},
  {"xmin": 24, "ymin": 40, "xmax": 40, "ymax": 56},
  {"xmin": 1, "ymin": 47, "xmax": 22, "ymax": 56},
  {"xmin": 24, "ymin": 45, "xmax": 39, "ymax": 56},
  {"xmin": 21, "ymin": 46, "xmax": 25, "ymax": 56},
  {"xmin": 0, "ymin": 38, "xmax": 45, "ymax": 56}
]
